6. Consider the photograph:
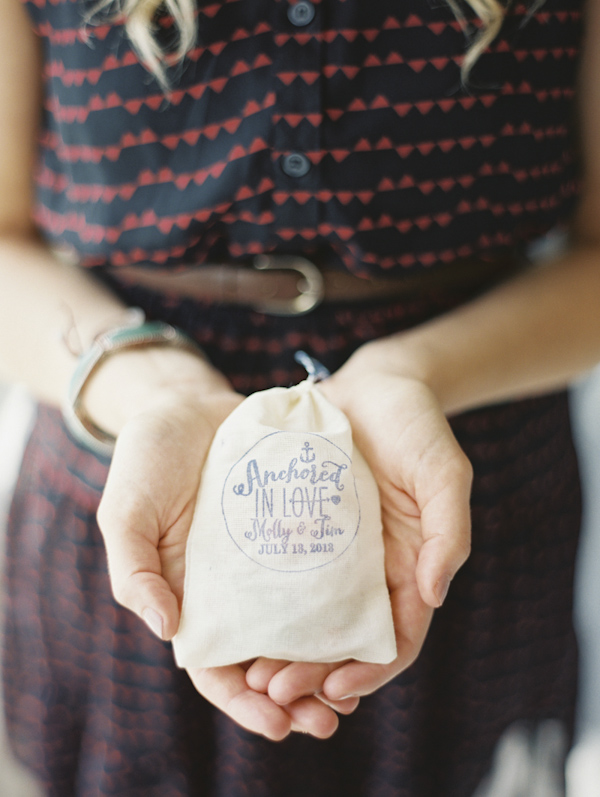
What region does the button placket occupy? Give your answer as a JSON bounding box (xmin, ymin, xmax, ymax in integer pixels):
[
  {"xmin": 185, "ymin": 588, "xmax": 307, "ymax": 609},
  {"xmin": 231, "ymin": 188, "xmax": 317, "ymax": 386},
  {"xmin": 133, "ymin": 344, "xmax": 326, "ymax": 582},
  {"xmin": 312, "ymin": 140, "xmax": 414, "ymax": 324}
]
[{"xmin": 272, "ymin": 1, "xmax": 322, "ymax": 239}]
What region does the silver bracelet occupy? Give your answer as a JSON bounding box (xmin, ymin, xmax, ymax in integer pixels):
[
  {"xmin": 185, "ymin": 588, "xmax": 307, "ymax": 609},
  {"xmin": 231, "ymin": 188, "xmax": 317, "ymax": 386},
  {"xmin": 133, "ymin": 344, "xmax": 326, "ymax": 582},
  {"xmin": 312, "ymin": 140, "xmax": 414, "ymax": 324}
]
[{"xmin": 62, "ymin": 315, "xmax": 205, "ymax": 458}]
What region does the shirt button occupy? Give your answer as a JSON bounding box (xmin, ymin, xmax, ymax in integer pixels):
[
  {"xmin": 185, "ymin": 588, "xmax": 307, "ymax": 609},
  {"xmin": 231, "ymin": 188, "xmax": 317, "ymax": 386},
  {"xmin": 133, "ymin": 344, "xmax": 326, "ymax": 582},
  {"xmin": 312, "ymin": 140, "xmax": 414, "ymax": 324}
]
[
  {"xmin": 287, "ymin": 1, "xmax": 315, "ymax": 26},
  {"xmin": 281, "ymin": 152, "xmax": 311, "ymax": 177}
]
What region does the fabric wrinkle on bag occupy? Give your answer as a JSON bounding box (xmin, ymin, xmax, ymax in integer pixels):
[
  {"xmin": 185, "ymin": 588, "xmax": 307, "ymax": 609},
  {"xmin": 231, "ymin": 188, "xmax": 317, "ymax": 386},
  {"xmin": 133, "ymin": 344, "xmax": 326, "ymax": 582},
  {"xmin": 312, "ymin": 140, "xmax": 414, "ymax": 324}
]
[{"xmin": 173, "ymin": 378, "xmax": 397, "ymax": 668}]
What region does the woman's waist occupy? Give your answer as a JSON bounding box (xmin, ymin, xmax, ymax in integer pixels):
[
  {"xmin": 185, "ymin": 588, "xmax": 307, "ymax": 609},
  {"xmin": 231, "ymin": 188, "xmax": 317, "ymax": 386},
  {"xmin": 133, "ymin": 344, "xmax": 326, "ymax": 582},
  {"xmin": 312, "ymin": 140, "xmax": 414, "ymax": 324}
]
[{"xmin": 99, "ymin": 250, "xmax": 527, "ymax": 318}]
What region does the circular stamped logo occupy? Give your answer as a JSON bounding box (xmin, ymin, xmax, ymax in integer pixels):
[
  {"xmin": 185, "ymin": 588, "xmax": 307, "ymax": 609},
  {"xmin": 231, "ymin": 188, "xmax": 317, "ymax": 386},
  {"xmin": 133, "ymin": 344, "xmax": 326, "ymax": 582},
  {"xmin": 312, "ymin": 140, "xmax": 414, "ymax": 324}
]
[{"xmin": 222, "ymin": 432, "xmax": 360, "ymax": 572}]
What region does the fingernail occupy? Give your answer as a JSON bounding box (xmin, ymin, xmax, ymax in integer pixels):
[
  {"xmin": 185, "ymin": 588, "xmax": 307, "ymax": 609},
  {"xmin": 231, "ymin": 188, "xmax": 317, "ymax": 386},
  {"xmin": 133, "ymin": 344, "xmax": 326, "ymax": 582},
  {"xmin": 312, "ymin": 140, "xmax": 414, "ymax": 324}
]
[
  {"xmin": 337, "ymin": 694, "xmax": 356, "ymax": 701},
  {"xmin": 435, "ymin": 575, "xmax": 452, "ymax": 607},
  {"xmin": 142, "ymin": 607, "xmax": 164, "ymax": 638}
]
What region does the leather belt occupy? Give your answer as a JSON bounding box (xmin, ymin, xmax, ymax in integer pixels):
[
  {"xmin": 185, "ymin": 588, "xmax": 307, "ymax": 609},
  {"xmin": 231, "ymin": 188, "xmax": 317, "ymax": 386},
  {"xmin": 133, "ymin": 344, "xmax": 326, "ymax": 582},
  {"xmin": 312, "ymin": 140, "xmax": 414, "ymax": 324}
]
[{"xmin": 107, "ymin": 253, "xmax": 523, "ymax": 317}]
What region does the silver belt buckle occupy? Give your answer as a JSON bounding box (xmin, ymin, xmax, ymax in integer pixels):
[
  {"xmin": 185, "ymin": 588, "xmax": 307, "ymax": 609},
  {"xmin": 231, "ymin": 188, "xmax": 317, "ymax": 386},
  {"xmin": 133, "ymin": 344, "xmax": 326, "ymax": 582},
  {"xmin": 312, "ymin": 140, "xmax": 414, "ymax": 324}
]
[{"xmin": 251, "ymin": 254, "xmax": 325, "ymax": 316}]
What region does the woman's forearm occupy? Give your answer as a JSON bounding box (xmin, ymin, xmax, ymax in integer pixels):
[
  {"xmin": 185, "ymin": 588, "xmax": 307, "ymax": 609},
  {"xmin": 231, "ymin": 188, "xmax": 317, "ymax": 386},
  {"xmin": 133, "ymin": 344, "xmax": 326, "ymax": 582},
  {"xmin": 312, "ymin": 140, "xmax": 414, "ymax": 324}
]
[
  {"xmin": 0, "ymin": 235, "xmax": 234, "ymax": 435},
  {"xmin": 0, "ymin": 235, "xmax": 131, "ymax": 404},
  {"xmin": 350, "ymin": 244, "xmax": 600, "ymax": 415}
]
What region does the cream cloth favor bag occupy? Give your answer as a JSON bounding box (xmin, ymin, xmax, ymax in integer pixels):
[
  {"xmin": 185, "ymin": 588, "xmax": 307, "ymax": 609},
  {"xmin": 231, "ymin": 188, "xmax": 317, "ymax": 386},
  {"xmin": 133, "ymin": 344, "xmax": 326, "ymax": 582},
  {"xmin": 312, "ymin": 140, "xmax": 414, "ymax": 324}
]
[{"xmin": 173, "ymin": 363, "xmax": 397, "ymax": 668}]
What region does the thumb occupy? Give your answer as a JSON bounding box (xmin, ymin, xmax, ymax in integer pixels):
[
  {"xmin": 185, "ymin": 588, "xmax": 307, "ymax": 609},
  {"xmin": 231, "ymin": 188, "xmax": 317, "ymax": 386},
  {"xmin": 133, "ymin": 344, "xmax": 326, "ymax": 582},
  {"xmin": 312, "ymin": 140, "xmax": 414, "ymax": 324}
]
[
  {"xmin": 97, "ymin": 494, "xmax": 181, "ymax": 640},
  {"xmin": 415, "ymin": 454, "xmax": 473, "ymax": 608}
]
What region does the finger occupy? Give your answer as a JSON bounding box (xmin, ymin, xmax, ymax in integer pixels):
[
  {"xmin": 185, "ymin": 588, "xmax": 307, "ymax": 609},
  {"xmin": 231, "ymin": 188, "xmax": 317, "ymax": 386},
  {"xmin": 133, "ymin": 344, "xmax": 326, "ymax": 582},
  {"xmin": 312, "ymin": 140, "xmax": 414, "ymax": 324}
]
[
  {"xmin": 97, "ymin": 487, "xmax": 181, "ymax": 640},
  {"xmin": 322, "ymin": 661, "xmax": 392, "ymax": 702},
  {"xmin": 268, "ymin": 661, "xmax": 345, "ymax": 705},
  {"xmin": 245, "ymin": 659, "xmax": 291, "ymax": 693},
  {"xmin": 323, "ymin": 633, "xmax": 430, "ymax": 702},
  {"xmin": 188, "ymin": 665, "xmax": 291, "ymax": 741},
  {"xmin": 285, "ymin": 697, "xmax": 339, "ymax": 739},
  {"xmin": 315, "ymin": 692, "xmax": 361, "ymax": 715},
  {"xmin": 416, "ymin": 452, "xmax": 473, "ymax": 607},
  {"xmin": 324, "ymin": 580, "xmax": 432, "ymax": 700}
]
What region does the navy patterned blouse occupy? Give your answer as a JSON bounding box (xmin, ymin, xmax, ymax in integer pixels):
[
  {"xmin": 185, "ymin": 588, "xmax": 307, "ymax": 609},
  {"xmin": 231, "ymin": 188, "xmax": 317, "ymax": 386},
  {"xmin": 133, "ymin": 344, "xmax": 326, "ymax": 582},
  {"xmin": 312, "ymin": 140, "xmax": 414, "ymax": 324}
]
[{"xmin": 23, "ymin": 0, "xmax": 582, "ymax": 277}]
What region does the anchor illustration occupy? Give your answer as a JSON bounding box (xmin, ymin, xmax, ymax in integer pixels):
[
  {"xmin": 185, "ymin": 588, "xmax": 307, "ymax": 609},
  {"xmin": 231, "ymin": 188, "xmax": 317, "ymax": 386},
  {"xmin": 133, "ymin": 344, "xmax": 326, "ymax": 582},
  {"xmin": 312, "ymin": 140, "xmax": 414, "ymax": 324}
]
[{"xmin": 300, "ymin": 442, "xmax": 316, "ymax": 463}]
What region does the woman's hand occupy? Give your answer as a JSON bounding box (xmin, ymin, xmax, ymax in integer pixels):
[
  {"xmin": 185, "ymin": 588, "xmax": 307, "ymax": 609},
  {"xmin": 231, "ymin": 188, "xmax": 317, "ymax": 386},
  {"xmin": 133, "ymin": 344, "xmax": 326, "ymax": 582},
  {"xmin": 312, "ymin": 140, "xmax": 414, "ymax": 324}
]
[
  {"xmin": 246, "ymin": 344, "xmax": 472, "ymax": 706},
  {"xmin": 320, "ymin": 361, "xmax": 472, "ymax": 701},
  {"xmin": 97, "ymin": 386, "xmax": 241, "ymax": 641},
  {"xmin": 93, "ymin": 346, "xmax": 348, "ymax": 740}
]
